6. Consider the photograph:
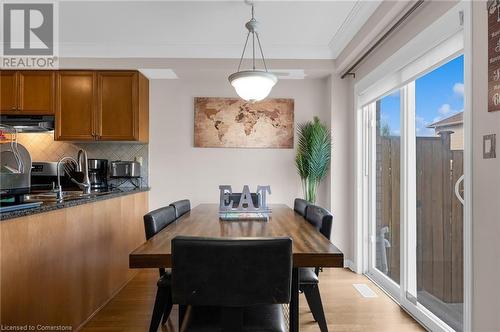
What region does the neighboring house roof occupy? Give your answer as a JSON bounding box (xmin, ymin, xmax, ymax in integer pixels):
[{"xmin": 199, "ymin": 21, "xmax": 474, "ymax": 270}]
[{"xmin": 427, "ymin": 111, "xmax": 463, "ymax": 129}]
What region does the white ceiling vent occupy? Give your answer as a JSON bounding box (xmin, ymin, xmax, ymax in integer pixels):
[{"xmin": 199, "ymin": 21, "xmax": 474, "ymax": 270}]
[
  {"xmin": 139, "ymin": 69, "xmax": 178, "ymax": 80},
  {"xmin": 271, "ymin": 69, "xmax": 306, "ymax": 80}
]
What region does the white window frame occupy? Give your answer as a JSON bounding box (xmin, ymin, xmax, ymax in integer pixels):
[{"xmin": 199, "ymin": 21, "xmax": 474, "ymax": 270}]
[{"xmin": 353, "ymin": 2, "xmax": 472, "ymax": 331}]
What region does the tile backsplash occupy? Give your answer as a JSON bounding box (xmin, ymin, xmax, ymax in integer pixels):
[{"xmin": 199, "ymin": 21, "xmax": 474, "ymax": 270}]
[{"xmin": 16, "ymin": 133, "xmax": 149, "ymax": 187}]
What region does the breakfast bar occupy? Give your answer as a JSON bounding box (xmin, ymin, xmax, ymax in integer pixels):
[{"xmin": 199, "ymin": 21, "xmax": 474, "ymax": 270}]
[{"xmin": 0, "ymin": 190, "xmax": 149, "ymax": 329}]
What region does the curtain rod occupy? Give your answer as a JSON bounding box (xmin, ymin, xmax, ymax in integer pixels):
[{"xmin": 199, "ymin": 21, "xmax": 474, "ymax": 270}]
[{"xmin": 341, "ymin": 0, "xmax": 425, "ymax": 79}]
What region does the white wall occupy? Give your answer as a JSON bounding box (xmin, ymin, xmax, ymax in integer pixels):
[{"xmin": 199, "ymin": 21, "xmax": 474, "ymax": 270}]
[
  {"xmin": 330, "ymin": 75, "xmax": 355, "ymax": 265},
  {"xmin": 471, "ymin": 2, "xmax": 500, "ymax": 330},
  {"xmin": 148, "ymin": 76, "xmax": 331, "ymax": 211}
]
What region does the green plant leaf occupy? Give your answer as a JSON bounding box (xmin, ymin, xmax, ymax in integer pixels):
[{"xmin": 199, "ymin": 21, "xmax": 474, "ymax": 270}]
[{"xmin": 294, "ymin": 116, "xmax": 332, "ymax": 202}]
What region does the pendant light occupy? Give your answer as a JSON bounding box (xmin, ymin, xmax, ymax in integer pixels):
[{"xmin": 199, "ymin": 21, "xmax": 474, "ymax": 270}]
[{"xmin": 228, "ymin": 3, "xmax": 277, "ymax": 103}]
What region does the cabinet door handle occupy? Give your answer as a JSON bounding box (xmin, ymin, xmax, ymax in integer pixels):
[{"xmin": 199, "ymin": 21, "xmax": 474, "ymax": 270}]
[{"xmin": 11, "ymin": 106, "xmax": 16, "ymax": 110}]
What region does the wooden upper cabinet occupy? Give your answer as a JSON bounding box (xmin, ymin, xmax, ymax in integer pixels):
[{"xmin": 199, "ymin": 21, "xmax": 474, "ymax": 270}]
[
  {"xmin": 96, "ymin": 71, "xmax": 148, "ymax": 142},
  {"xmin": 18, "ymin": 71, "xmax": 55, "ymax": 114},
  {"xmin": 0, "ymin": 71, "xmax": 18, "ymax": 114},
  {"xmin": 97, "ymin": 72, "xmax": 136, "ymax": 141},
  {"xmin": 1, "ymin": 70, "xmax": 148, "ymax": 142},
  {"xmin": 55, "ymin": 71, "xmax": 96, "ymax": 141}
]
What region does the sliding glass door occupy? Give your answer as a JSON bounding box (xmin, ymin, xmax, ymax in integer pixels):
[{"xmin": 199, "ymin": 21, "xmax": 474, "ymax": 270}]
[
  {"xmin": 364, "ymin": 55, "xmax": 464, "ymax": 332},
  {"xmin": 413, "ymin": 56, "xmax": 464, "ymax": 331},
  {"xmin": 371, "ymin": 90, "xmax": 402, "ymax": 290}
]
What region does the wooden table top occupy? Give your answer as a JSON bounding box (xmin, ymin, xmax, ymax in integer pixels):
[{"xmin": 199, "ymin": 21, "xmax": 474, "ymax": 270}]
[{"xmin": 129, "ymin": 204, "xmax": 344, "ymax": 268}]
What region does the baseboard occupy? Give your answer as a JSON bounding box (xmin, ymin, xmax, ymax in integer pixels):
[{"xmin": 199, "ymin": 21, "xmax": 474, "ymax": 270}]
[{"xmin": 344, "ymin": 259, "xmax": 357, "ymax": 272}]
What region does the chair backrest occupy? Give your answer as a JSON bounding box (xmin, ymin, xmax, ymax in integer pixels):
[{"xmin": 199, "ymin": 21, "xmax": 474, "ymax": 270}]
[
  {"xmin": 171, "ymin": 236, "xmax": 292, "ymax": 307},
  {"xmin": 143, "ymin": 206, "xmax": 177, "ymax": 240},
  {"xmin": 294, "ymin": 198, "xmax": 310, "ymax": 217},
  {"xmin": 305, "ymin": 204, "xmax": 333, "ymax": 240},
  {"xmin": 170, "ymin": 199, "xmax": 191, "ymax": 219}
]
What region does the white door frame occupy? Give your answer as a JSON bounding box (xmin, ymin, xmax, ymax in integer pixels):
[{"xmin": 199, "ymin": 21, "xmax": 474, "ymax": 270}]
[
  {"xmin": 353, "ymin": 2, "xmax": 472, "ymax": 331},
  {"xmin": 461, "ymin": 1, "xmax": 472, "ymax": 330}
]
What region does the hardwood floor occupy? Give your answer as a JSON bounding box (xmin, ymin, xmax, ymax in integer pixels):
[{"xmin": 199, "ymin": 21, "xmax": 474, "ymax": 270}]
[{"xmin": 82, "ymin": 268, "xmax": 424, "ymax": 332}]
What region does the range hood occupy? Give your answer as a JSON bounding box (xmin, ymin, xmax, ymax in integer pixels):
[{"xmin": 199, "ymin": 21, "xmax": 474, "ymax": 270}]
[{"xmin": 0, "ymin": 115, "xmax": 55, "ymax": 133}]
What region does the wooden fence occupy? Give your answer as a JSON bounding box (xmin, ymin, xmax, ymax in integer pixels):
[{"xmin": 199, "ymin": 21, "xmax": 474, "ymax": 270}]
[{"xmin": 377, "ymin": 131, "xmax": 463, "ymax": 303}]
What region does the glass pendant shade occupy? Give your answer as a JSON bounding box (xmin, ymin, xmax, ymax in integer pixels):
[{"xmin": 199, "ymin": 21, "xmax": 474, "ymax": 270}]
[
  {"xmin": 229, "ymin": 3, "xmax": 277, "ymax": 103},
  {"xmin": 229, "ymin": 70, "xmax": 277, "ymax": 103}
]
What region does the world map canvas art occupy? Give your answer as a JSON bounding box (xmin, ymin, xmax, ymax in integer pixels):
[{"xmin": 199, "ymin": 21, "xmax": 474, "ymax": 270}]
[{"xmin": 194, "ymin": 97, "xmax": 294, "ymax": 148}]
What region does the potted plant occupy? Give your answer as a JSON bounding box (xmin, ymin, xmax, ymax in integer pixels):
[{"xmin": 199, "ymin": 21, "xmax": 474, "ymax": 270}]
[{"xmin": 295, "ymin": 116, "xmax": 331, "ymax": 204}]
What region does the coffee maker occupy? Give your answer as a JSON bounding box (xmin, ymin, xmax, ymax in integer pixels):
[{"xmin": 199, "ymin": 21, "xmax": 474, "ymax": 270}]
[{"xmin": 88, "ymin": 159, "xmax": 108, "ymax": 191}]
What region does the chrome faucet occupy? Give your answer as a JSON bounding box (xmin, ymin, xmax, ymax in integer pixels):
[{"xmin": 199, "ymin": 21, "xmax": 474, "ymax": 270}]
[
  {"xmin": 56, "ymin": 156, "xmax": 77, "ymax": 201},
  {"xmin": 76, "ymin": 149, "xmax": 91, "ymax": 194},
  {"xmin": 56, "ymin": 149, "xmax": 91, "ymax": 201}
]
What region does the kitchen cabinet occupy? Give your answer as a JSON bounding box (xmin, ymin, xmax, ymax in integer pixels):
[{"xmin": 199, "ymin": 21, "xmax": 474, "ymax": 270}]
[
  {"xmin": 55, "ymin": 71, "xmax": 96, "ymax": 141},
  {"xmin": 0, "ymin": 70, "xmax": 55, "ymax": 115},
  {"xmin": 97, "ymin": 71, "xmax": 149, "ymax": 141},
  {"xmin": 55, "ymin": 70, "xmax": 149, "ymax": 142},
  {"xmin": 0, "ymin": 71, "xmax": 17, "ymax": 113},
  {"xmin": 18, "ymin": 71, "xmax": 55, "ymax": 114}
]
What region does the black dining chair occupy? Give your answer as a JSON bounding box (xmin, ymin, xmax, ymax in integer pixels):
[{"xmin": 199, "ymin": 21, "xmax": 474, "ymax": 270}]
[
  {"xmin": 294, "ymin": 198, "xmax": 310, "ymax": 217},
  {"xmin": 171, "ymin": 236, "xmax": 292, "ymax": 332},
  {"xmin": 143, "ymin": 206, "xmax": 177, "ymax": 332},
  {"xmin": 300, "ymin": 204, "xmax": 333, "ymax": 332},
  {"xmin": 170, "ymin": 199, "xmax": 191, "ymax": 219}
]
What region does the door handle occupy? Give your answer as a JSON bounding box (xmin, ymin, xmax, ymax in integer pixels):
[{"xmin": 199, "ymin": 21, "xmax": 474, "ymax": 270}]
[{"xmin": 454, "ymin": 174, "xmax": 465, "ymax": 205}]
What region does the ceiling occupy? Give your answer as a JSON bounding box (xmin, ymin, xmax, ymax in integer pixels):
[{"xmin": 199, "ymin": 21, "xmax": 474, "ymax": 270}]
[
  {"xmin": 59, "ymin": 1, "xmax": 381, "ymax": 59},
  {"xmin": 59, "ymin": 58, "xmax": 337, "ymax": 79}
]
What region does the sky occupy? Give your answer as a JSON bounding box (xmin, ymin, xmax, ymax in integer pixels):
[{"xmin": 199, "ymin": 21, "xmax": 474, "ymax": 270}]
[{"xmin": 379, "ymin": 55, "xmax": 464, "ymax": 137}]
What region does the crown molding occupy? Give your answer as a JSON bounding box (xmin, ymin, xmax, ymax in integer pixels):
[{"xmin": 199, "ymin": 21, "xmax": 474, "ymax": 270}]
[
  {"xmin": 334, "ymin": 0, "xmax": 413, "ymax": 74},
  {"xmin": 58, "ymin": 42, "xmax": 335, "ymax": 60},
  {"xmin": 57, "ymin": 2, "xmax": 381, "ymax": 60},
  {"xmin": 328, "ymin": 0, "xmax": 382, "ymax": 59}
]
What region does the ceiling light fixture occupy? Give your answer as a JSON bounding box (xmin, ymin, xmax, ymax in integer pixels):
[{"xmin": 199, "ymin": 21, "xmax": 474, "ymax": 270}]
[{"xmin": 228, "ymin": 2, "xmax": 277, "ymax": 103}]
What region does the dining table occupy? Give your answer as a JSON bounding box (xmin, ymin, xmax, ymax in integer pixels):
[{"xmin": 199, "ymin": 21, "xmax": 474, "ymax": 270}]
[{"xmin": 129, "ymin": 203, "xmax": 344, "ymax": 332}]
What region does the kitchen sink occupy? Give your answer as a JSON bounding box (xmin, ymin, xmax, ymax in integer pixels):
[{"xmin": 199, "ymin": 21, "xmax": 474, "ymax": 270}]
[{"xmin": 25, "ymin": 190, "xmax": 114, "ymax": 202}]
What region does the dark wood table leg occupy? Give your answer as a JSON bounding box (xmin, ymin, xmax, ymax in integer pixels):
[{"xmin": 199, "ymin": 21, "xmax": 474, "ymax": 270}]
[
  {"xmin": 179, "ymin": 304, "xmax": 186, "ymax": 330},
  {"xmin": 290, "ymin": 268, "xmax": 299, "ymax": 332}
]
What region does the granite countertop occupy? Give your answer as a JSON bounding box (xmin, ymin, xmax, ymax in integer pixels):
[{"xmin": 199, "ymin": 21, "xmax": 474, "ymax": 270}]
[{"xmin": 0, "ymin": 187, "xmax": 150, "ymax": 221}]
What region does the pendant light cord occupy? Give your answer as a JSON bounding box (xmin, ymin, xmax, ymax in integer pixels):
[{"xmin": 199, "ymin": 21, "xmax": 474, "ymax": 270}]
[
  {"xmin": 236, "ymin": 3, "xmax": 269, "ymax": 73},
  {"xmin": 255, "ymin": 32, "xmax": 268, "ymax": 72},
  {"xmin": 237, "ymin": 31, "xmax": 251, "ymax": 72},
  {"xmin": 251, "ymin": 4, "xmax": 255, "ymax": 70},
  {"xmin": 252, "ymin": 30, "xmax": 256, "ymax": 70}
]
